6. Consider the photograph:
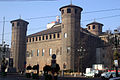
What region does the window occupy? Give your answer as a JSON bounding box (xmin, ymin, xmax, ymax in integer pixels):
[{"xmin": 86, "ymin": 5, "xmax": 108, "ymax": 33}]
[
  {"xmin": 49, "ymin": 48, "xmax": 52, "ymax": 56},
  {"xmin": 49, "ymin": 34, "xmax": 52, "ymax": 39},
  {"xmin": 42, "ymin": 36, "xmax": 44, "ymax": 40},
  {"xmin": 75, "ymin": 9, "xmax": 77, "ymax": 14},
  {"xmin": 39, "ymin": 36, "xmax": 41, "ymax": 41},
  {"xmin": 53, "ymin": 34, "xmax": 56, "ymax": 39},
  {"xmin": 67, "ymin": 47, "xmax": 71, "ymax": 53},
  {"xmin": 37, "ymin": 49, "xmax": 39, "ymax": 56},
  {"xmin": 17, "ymin": 22, "xmax": 20, "ymax": 26},
  {"xmin": 29, "ymin": 38, "xmax": 31, "ymax": 42},
  {"xmin": 42, "ymin": 49, "xmax": 45, "ymax": 56},
  {"xmin": 62, "ymin": 10, "xmax": 64, "ymax": 14},
  {"xmin": 57, "ymin": 33, "xmax": 60, "ymax": 38},
  {"xmin": 46, "ymin": 35, "xmax": 48, "ymax": 40},
  {"xmin": 23, "ymin": 23, "xmax": 25, "ymax": 26},
  {"xmin": 98, "ymin": 24, "xmax": 101, "ymax": 30},
  {"xmin": 88, "ymin": 26, "xmax": 90, "ymax": 30},
  {"xmin": 93, "ymin": 25, "xmax": 95, "ymax": 29},
  {"xmin": 12, "ymin": 23, "xmax": 14, "ymax": 27},
  {"xmin": 64, "ymin": 33, "xmax": 67, "ymax": 38},
  {"xmin": 36, "ymin": 37, "xmax": 38, "ymax": 41},
  {"xmin": 32, "ymin": 37, "xmax": 34, "ymax": 42},
  {"xmin": 27, "ymin": 39, "xmax": 28, "ymax": 42},
  {"xmin": 31, "ymin": 50, "xmax": 33, "ymax": 57},
  {"xmin": 67, "ymin": 8, "xmax": 71, "ymax": 13}
]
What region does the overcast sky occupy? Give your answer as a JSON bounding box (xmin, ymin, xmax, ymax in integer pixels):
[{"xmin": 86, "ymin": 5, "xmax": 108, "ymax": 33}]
[{"xmin": 0, "ymin": 0, "xmax": 120, "ymax": 46}]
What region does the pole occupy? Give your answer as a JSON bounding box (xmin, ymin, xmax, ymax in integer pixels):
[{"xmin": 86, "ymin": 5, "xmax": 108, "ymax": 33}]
[
  {"xmin": 116, "ymin": 67, "xmax": 118, "ymax": 77},
  {"xmin": 78, "ymin": 57, "xmax": 80, "ymax": 72},
  {"xmin": 2, "ymin": 17, "xmax": 5, "ymax": 44}
]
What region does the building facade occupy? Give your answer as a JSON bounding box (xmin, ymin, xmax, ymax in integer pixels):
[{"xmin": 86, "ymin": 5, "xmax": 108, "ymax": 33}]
[
  {"xmin": 10, "ymin": 4, "xmax": 116, "ymax": 73},
  {"xmin": 26, "ymin": 4, "xmax": 105, "ymax": 72}
]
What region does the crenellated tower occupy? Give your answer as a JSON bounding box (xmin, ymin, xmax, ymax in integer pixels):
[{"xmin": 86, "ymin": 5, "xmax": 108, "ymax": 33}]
[
  {"xmin": 11, "ymin": 19, "xmax": 29, "ymax": 72},
  {"xmin": 60, "ymin": 4, "xmax": 83, "ymax": 70}
]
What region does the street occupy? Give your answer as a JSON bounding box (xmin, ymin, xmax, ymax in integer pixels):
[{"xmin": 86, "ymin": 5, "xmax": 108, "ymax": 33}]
[{"xmin": 0, "ymin": 73, "xmax": 103, "ymax": 80}]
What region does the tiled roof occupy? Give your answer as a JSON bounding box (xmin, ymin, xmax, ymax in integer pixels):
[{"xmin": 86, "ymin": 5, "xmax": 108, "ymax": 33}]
[
  {"xmin": 86, "ymin": 21, "xmax": 103, "ymax": 26},
  {"xmin": 59, "ymin": 4, "xmax": 83, "ymax": 11},
  {"xmin": 11, "ymin": 19, "xmax": 29, "ymax": 24},
  {"xmin": 27, "ymin": 25, "xmax": 61, "ymax": 37}
]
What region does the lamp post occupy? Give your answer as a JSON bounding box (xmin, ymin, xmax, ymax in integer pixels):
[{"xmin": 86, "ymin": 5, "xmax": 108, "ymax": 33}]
[
  {"xmin": 113, "ymin": 30, "xmax": 119, "ymax": 77},
  {"xmin": 77, "ymin": 47, "xmax": 86, "ymax": 76}
]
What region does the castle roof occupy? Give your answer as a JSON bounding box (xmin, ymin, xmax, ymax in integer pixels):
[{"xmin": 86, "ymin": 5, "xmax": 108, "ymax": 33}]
[
  {"xmin": 10, "ymin": 19, "xmax": 29, "ymax": 24},
  {"xmin": 86, "ymin": 21, "xmax": 103, "ymax": 26},
  {"xmin": 27, "ymin": 24, "xmax": 61, "ymax": 37},
  {"xmin": 59, "ymin": 4, "xmax": 83, "ymax": 11}
]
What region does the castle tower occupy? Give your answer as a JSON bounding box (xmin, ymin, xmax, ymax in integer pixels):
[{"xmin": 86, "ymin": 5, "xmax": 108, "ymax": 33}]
[
  {"xmin": 60, "ymin": 4, "xmax": 83, "ymax": 70},
  {"xmin": 11, "ymin": 19, "xmax": 29, "ymax": 72},
  {"xmin": 86, "ymin": 21, "xmax": 103, "ymax": 36}
]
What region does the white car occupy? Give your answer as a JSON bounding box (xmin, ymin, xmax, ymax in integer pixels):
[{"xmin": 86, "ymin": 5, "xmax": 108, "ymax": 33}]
[
  {"xmin": 84, "ymin": 72, "xmax": 95, "ymax": 77},
  {"xmin": 101, "ymin": 72, "xmax": 120, "ymax": 79},
  {"xmin": 109, "ymin": 77, "xmax": 120, "ymax": 80}
]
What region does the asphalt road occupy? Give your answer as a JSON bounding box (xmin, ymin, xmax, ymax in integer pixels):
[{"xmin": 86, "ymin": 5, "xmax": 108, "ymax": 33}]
[{"xmin": 0, "ymin": 73, "xmax": 103, "ymax": 80}]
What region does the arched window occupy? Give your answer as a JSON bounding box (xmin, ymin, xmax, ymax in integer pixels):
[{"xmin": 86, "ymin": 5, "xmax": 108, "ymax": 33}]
[
  {"xmin": 49, "ymin": 34, "xmax": 52, "ymax": 39},
  {"xmin": 67, "ymin": 8, "xmax": 71, "ymax": 13},
  {"xmin": 53, "ymin": 34, "xmax": 56, "ymax": 39},
  {"xmin": 37, "ymin": 49, "xmax": 39, "ymax": 56},
  {"xmin": 42, "ymin": 49, "xmax": 45, "ymax": 56},
  {"xmin": 17, "ymin": 22, "xmax": 20, "ymax": 26},
  {"xmin": 57, "ymin": 33, "xmax": 60, "ymax": 38},
  {"xmin": 62, "ymin": 10, "xmax": 64, "ymax": 14},
  {"xmin": 39, "ymin": 36, "xmax": 41, "ymax": 41},
  {"xmin": 88, "ymin": 26, "xmax": 90, "ymax": 30},
  {"xmin": 75, "ymin": 9, "xmax": 77, "ymax": 14},
  {"xmin": 46, "ymin": 35, "xmax": 48, "ymax": 40},
  {"xmin": 36, "ymin": 37, "xmax": 38, "ymax": 41},
  {"xmin": 12, "ymin": 23, "xmax": 14, "ymax": 27},
  {"xmin": 93, "ymin": 25, "xmax": 95, "ymax": 29}
]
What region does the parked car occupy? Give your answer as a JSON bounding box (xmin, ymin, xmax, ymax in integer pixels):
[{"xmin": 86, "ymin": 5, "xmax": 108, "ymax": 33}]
[
  {"xmin": 84, "ymin": 72, "xmax": 95, "ymax": 77},
  {"xmin": 109, "ymin": 77, "xmax": 120, "ymax": 80},
  {"xmin": 101, "ymin": 72, "xmax": 120, "ymax": 79}
]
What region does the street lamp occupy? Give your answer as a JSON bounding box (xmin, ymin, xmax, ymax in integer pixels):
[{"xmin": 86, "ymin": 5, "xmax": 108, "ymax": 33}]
[
  {"xmin": 77, "ymin": 47, "xmax": 86, "ymax": 76},
  {"xmin": 113, "ymin": 30, "xmax": 119, "ymax": 77}
]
